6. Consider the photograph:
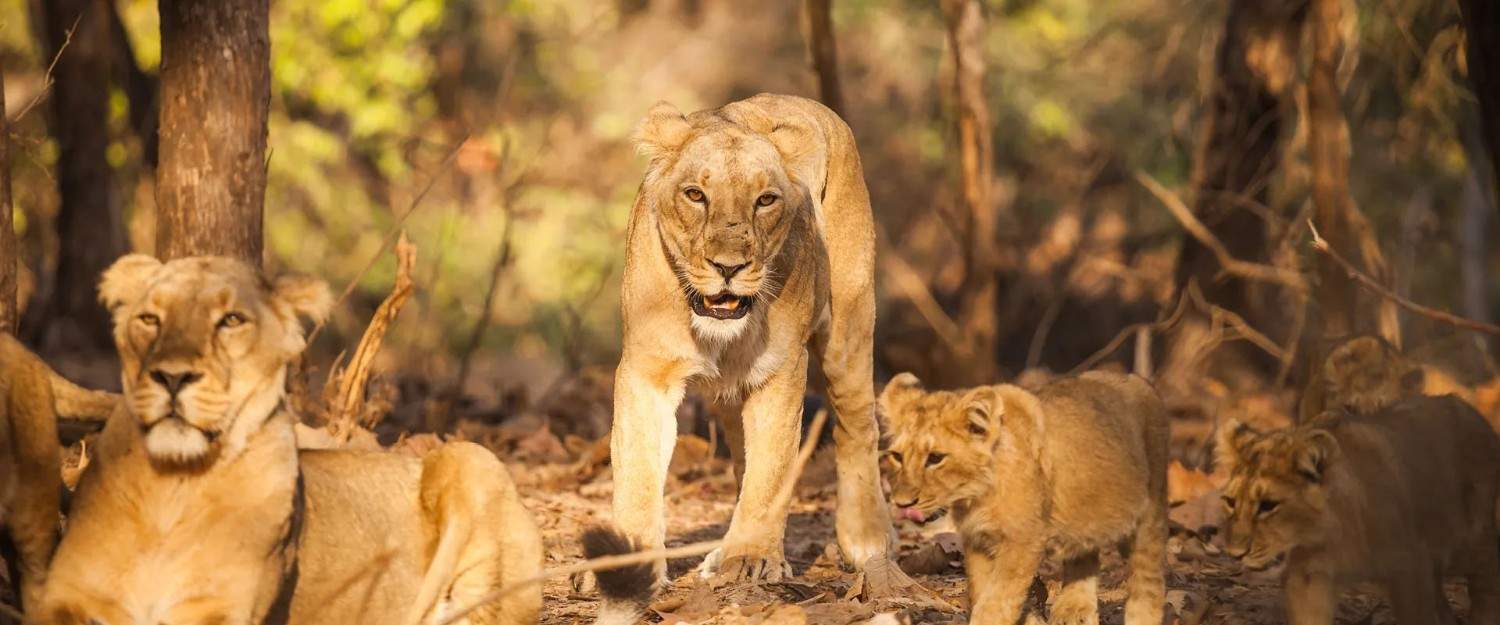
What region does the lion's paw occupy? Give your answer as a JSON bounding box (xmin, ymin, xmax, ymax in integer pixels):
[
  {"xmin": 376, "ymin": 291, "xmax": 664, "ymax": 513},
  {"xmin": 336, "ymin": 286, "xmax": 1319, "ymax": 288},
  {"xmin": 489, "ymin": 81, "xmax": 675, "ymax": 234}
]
[{"xmin": 698, "ymin": 548, "xmax": 791, "ymax": 587}]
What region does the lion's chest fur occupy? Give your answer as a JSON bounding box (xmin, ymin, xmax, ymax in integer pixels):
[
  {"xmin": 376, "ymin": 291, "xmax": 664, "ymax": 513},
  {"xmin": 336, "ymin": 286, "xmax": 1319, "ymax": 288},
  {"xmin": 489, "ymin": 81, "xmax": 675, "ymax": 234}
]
[{"xmin": 45, "ymin": 410, "xmax": 299, "ymax": 624}]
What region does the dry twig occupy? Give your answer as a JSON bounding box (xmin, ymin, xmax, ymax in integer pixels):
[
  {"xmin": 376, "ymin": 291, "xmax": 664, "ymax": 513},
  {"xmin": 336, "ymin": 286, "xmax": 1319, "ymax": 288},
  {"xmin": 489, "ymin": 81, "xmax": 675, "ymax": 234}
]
[
  {"xmin": 324, "ymin": 233, "xmax": 417, "ymax": 439},
  {"xmin": 1308, "ymin": 220, "xmax": 1500, "ymax": 334},
  {"xmin": 434, "ymin": 409, "xmax": 835, "ymax": 625},
  {"xmin": 1137, "ymin": 171, "xmax": 1306, "ymax": 292},
  {"xmin": 10, "ymin": 16, "xmax": 79, "ymax": 125}
]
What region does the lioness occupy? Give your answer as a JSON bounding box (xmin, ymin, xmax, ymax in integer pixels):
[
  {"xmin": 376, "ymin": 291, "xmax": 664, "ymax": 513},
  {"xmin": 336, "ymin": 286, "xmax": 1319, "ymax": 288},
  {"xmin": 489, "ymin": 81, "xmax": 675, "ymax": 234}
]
[
  {"xmin": 600, "ymin": 94, "xmax": 900, "ymax": 612},
  {"xmin": 41, "ymin": 255, "xmax": 542, "ymax": 625},
  {"xmin": 1217, "ymin": 396, "xmax": 1500, "ymax": 625},
  {"xmin": 0, "ymin": 335, "xmax": 117, "ymax": 612},
  {"xmin": 878, "ymin": 371, "xmax": 1169, "ymax": 625}
]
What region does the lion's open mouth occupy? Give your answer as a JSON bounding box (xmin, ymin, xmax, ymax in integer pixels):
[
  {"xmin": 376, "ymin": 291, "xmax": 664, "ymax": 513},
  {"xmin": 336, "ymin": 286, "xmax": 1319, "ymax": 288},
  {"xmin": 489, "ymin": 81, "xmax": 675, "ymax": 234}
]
[{"xmin": 689, "ymin": 291, "xmax": 753, "ymax": 320}]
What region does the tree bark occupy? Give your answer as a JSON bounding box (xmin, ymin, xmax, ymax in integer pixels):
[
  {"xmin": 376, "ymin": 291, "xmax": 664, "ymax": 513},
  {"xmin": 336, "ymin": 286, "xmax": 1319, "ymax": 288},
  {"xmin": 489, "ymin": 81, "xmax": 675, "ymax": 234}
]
[
  {"xmin": 1175, "ymin": 0, "xmax": 1304, "ymax": 329},
  {"xmin": 156, "ymin": 0, "xmax": 270, "ymax": 263},
  {"xmin": 1459, "ymin": 0, "xmax": 1500, "ymax": 198},
  {"xmin": 1308, "ymin": 0, "xmax": 1398, "ymax": 345},
  {"xmin": 801, "ymin": 0, "xmax": 845, "ymax": 117},
  {"xmin": 0, "ymin": 58, "xmax": 15, "ymax": 335},
  {"xmin": 38, "ymin": 0, "xmax": 126, "ymax": 351},
  {"xmin": 941, "ymin": 0, "xmax": 1000, "ymax": 384}
]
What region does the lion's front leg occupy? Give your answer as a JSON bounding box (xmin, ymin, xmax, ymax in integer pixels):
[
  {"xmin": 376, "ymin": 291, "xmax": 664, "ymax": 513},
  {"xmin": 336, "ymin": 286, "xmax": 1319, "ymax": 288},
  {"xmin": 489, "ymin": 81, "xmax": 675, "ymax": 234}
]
[
  {"xmin": 610, "ymin": 356, "xmax": 691, "ymax": 582},
  {"xmin": 703, "ymin": 349, "xmax": 808, "ymax": 585}
]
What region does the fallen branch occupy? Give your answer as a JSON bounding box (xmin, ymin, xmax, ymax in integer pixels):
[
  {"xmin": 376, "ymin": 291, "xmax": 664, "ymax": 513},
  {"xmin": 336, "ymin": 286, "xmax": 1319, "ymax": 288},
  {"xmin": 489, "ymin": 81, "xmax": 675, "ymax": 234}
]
[
  {"xmin": 435, "ymin": 409, "xmax": 834, "ymax": 625},
  {"xmin": 1137, "ymin": 171, "xmax": 1306, "ymax": 292},
  {"xmin": 1308, "ymin": 220, "xmax": 1500, "ymax": 335},
  {"xmin": 324, "ymin": 233, "xmax": 417, "ymax": 440}
]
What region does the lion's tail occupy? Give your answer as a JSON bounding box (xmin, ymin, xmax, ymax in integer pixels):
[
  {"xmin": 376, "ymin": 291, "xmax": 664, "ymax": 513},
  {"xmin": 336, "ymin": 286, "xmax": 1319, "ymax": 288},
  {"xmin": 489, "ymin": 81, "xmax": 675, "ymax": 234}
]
[
  {"xmin": 48, "ymin": 372, "xmax": 118, "ymax": 422},
  {"xmin": 581, "ymin": 526, "xmax": 655, "ymax": 625},
  {"xmin": 406, "ymin": 516, "xmax": 472, "ymax": 625}
]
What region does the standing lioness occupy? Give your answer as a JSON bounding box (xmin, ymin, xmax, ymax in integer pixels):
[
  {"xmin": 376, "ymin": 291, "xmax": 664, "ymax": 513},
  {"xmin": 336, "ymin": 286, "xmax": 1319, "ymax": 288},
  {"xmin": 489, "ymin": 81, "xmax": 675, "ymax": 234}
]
[{"xmin": 598, "ymin": 94, "xmax": 902, "ymax": 618}]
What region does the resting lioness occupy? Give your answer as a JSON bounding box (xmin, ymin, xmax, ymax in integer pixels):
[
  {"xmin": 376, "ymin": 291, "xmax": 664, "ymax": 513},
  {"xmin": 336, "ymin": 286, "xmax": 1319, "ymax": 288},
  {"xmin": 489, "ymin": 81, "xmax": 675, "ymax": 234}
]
[
  {"xmin": 597, "ymin": 93, "xmax": 902, "ymax": 617},
  {"xmin": 878, "ymin": 371, "xmax": 1169, "ymax": 625},
  {"xmin": 0, "ymin": 334, "xmax": 117, "ymax": 613},
  {"xmin": 40, "ymin": 255, "xmax": 542, "ymax": 625},
  {"xmin": 1218, "ymin": 396, "xmax": 1500, "ymax": 625}
]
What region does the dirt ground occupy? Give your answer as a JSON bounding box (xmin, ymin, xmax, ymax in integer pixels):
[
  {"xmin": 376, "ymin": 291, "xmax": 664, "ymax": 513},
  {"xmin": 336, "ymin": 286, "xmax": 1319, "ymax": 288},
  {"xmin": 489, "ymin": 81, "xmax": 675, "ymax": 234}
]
[{"xmin": 495, "ymin": 432, "xmax": 1457, "ymax": 625}]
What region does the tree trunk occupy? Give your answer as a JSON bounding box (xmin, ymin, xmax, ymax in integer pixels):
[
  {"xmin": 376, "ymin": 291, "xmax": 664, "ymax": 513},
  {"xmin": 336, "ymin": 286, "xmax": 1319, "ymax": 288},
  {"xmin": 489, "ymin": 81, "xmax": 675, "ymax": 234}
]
[
  {"xmin": 156, "ymin": 0, "xmax": 270, "ymax": 263},
  {"xmin": 1459, "ymin": 0, "xmax": 1500, "ymax": 198},
  {"xmin": 801, "ymin": 0, "xmax": 845, "ymax": 117},
  {"xmin": 38, "ymin": 0, "xmax": 125, "ymax": 351},
  {"xmin": 1308, "ymin": 0, "xmax": 1398, "ymax": 345},
  {"xmin": 1160, "ymin": 0, "xmax": 1304, "ymax": 393},
  {"xmin": 0, "ymin": 58, "xmax": 15, "ymax": 335},
  {"xmin": 941, "ymin": 0, "xmax": 999, "ymax": 384}
]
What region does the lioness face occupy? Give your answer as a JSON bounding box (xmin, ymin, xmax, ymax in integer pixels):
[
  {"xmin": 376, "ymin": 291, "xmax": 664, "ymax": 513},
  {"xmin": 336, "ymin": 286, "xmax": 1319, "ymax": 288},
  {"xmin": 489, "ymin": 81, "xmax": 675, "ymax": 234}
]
[
  {"xmin": 99, "ymin": 255, "xmax": 330, "ymax": 470},
  {"xmin": 1216, "ymin": 420, "xmax": 1338, "ymax": 570},
  {"xmin": 878, "ymin": 373, "xmax": 1001, "ymax": 524},
  {"xmin": 635, "ymin": 103, "xmax": 807, "ymax": 342}
]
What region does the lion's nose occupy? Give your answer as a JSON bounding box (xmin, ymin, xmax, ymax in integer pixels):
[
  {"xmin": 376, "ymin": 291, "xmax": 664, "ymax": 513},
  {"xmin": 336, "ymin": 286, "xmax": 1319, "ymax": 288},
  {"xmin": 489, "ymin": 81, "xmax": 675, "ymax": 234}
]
[
  {"xmin": 149, "ymin": 369, "xmax": 203, "ymax": 395},
  {"xmin": 708, "ymin": 260, "xmax": 748, "ymax": 281}
]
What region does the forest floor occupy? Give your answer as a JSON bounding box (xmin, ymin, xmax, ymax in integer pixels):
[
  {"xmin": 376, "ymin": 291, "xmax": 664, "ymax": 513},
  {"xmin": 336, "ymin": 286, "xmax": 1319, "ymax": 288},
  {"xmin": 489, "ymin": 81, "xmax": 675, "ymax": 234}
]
[{"xmin": 477, "ymin": 421, "xmax": 1444, "ymax": 625}]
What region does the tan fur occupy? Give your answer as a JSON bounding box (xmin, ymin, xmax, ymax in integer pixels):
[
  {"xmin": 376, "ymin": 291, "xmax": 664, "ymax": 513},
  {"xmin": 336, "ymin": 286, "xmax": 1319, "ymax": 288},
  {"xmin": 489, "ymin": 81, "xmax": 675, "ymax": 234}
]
[
  {"xmin": 41, "ymin": 255, "xmax": 542, "ymax": 625},
  {"xmin": 608, "ymin": 94, "xmax": 895, "ymax": 603},
  {"xmin": 290, "ymin": 443, "xmax": 543, "ymax": 625},
  {"xmin": 0, "ymin": 335, "xmax": 118, "ymax": 612},
  {"xmin": 878, "ymin": 371, "xmax": 1169, "ymax": 625},
  {"xmin": 1217, "ymin": 396, "xmax": 1500, "ymax": 625},
  {"xmin": 41, "ymin": 255, "xmax": 328, "ymax": 625},
  {"xmin": 1299, "ymin": 335, "xmax": 1480, "ymax": 422}
]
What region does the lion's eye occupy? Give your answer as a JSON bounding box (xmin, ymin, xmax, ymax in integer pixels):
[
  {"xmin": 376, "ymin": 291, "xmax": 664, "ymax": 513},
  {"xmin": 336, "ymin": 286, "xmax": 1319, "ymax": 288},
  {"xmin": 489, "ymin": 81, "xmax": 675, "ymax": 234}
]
[
  {"xmin": 1222, "ymin": 496, "xmax": 1236, "ymax": 510},
  {"xmin": 1257, "ymin": 499, "xmax": 1280, "ymax": 515},
  {"xmin": 684, "ymin": 188, "xmax": 706, "ymax": 203},
  {"xmin": 926, "ymin": 453, "xmax": 946, "ymax": 467},
  {"xmin": 218, "ymin": 312, "xmax": 248, "ymax": 329},
  {"xmin": 755, "ymin": 193, "xmax": 778, "ymax": 208},
  {"xmin": 136, "ymin": 313, "xmax": 160, "ymax": 327},
  {"xmin": 887, "ymin": 451, "xmax": 903, "ymax": 465}
]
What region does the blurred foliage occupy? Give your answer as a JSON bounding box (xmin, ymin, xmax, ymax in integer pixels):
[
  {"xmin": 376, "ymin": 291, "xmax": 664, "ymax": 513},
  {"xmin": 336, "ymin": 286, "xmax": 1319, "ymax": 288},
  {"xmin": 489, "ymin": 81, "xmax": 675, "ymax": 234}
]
[{"xmin": 0, "ymin": 0, "xmax": 1491, "ymax": 391}]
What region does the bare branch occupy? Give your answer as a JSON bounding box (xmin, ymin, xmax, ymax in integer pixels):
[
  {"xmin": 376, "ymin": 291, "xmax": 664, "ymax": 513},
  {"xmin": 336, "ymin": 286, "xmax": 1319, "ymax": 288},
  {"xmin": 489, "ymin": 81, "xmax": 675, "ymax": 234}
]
[
  {"xmin": 1137, "ymin": 171, "xmax": 1306, "ymax": 292},
  {"xmin": 1308, "ymin": 220, "xmax": 1500, "ymax": 335},
  {"xmin": 324, "ymin": 233, "xmax": 417, "ymax": 439}
]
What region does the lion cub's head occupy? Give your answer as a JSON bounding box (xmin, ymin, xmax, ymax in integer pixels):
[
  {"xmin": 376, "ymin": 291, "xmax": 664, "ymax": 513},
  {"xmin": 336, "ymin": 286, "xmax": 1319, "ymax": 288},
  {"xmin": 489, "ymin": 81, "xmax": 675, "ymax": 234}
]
[
  {"xmin": 633, "ymin": 100, "xmax": 816, "ymax": 341},
  {"xmin": 98, "ymin": 255, "xmax": 331, "ymax": 470},
  {"xmin": 1215, "ymin": 419, "xmax": 1340, "ymax": 569},
  {"xmin": 877, "ymin": 373, "xmax": 1041, "ymax": 523},
  {"xmin": 1316, "ymin": 335, "xmax": 1421, "ymax": 415}
]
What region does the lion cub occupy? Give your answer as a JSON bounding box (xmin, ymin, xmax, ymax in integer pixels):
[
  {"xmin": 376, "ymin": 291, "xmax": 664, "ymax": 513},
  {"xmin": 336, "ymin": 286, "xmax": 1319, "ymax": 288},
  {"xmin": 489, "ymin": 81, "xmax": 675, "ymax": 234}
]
[
  {"xmin": 1218, "ymin": 395, "xmax": 1500, "ymax": 625},
  {"xmin": 879, "ymin": 371, "xmax": 1169, "ymax": 625}
]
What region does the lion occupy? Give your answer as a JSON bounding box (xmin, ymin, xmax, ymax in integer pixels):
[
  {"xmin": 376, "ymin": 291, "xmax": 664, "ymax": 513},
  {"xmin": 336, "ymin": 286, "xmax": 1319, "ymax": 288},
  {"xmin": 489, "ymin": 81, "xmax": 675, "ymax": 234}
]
[
  {"xmin": 40, "ymin": 255, "xmax": 542, "ymax": 625},
  {"xmin": 1298, "ymin": 335, "xmax": 1481, "ymax": 423},
  {"xmin": 878, "ymin": 371, "xmax": 1169, "ymax": 625},
  {"xmin": 1217, "ymin": 395, "xmax": 1500, "ymax": 625},
  {"xmin": 0, "ymin": 334, "xmax": 117, "ymax": 612},
  {"xmin": 595, "ymin": 93, "xmax": 902, "ymax": 617}
]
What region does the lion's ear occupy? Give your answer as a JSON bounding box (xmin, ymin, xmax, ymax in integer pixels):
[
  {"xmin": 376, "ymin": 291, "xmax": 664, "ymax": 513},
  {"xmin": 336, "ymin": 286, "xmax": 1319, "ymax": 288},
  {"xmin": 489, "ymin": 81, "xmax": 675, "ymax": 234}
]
[
  {"xmin": 98, "ymin": 254, "xmax": 163, "ymax": 312},
  {"xmin": 633, "ymin": 101, "xmax": 692, "ymax": 163},
  {"xmin": 878, "ymin": 372, "xmax": 924, "ymax": 420},
  {"xmin": 273, "ymin": 275, "xmax": 333, "ymax": 324},
  {"xmin": 1296, "ymin": 429, "xmax": 1339, "ymax": 483},
  {"xmin": 1215, "ymin": 418, "xmax": 1255, "ymax": 470},
  {"xmin": 963, "ymin": 388, "xmax": 1003, "ymax": 439}
]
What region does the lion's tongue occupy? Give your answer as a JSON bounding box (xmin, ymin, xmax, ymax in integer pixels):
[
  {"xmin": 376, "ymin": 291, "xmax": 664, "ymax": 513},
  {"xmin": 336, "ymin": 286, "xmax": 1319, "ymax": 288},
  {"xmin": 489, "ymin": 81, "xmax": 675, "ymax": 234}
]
[
  {"xmin": 899, "ymin": 508, "xmax": 926, "ymax": 523},
  {"xmin": 703, "ymin": 294, "xmax": 740, "ymax": 311}
]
